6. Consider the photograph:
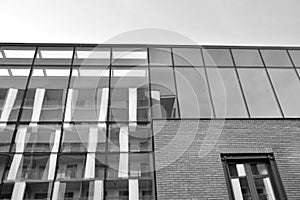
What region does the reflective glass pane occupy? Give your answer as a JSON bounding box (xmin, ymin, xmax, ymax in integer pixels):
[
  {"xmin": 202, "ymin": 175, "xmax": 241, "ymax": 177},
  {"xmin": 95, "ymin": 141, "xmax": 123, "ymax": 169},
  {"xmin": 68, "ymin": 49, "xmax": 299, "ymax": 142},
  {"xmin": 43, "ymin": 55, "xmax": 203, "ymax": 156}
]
[
  {"xmin": 231, "ymin": 178, "xmax": 251, "ymax": 200},
  {"xmin": 175, "ymin": 67, "xmax": 213, "ymax": 117},
  {"xmin": 232, "ymin": 49, "xmax": 263, "ymax": 67},
  {"xmin": 150, "ymin": 67, "xmax": 179, "ymax": 118},
  {"xmin": 5, "ymin": 154, "xmax": 51, "ymax": 181},
  {"xmin": 21, "ymin": 66, "xmax": 70, "ymax": 121},
  {"xmin": 108, "ymin": 123, "xmax": 152, "ymax": 152},
  {"xmin": 0, "ymin": 156, "xmax": 8, "ymax": 181},
  {"xmin": 62, "ymin": 123, "xmax": 106, "ymax": 152},
  {"xmin": 105, "ymin": 180, "xmax": 128, "ymax": 199},
  {"xmin": 203, "ymin": 49, "xmax": 233, "ymax": 66},
  {"xmin": 110, "ymin": 67, "xmax": 150, "ymax": 121},
  {"xmin": 74, "ymin": 47, "xmax": 110, "ymax": 66},
  {"xmin": 238, "ymin": 68, "xmax": 281, "ymax": 117},
  {"xmin": 13, "ymin": 124, "xmax": 61, "ymax": 153},
  {"xmin": 254, "ymin": 178, "xmax": 276, "ymax": 200},
  {"xmin": 24, "ymin": 182, "xmax": 52, "ymax": 200},
  {"xmin": 68, "ymin": 66, "xmax": 109, "ymax": 121},
  {"xmin": 207, "ymin": 68, "xmax": 248, "ymax": 117},
  {"xmin": 289, "ymin": 50, "xmax": 300, "ymax": 67},
  {"xmin": 261, "ymin": 50, "xmax": 292, "ymax": 67},
  {"xmin": 0, "ymin": 124, "xmax": 14, "ymax": 152},
  {"xmin": 54, "ymin": 181, "xmax": 100, "ymax": 200},
  {"xmin": 35, "ymin": 47, "xmax": 73, "ymax": 65},
  {"xmin": 139, "ymin": 180, "xmax": 154, "ymax": 199},
  {"xmin": 173, "ymin": 48, "xmax": 203, "ymax": 66},
  {"xmin": 106, "ymin": 153, "xmax": 129, "ymax": 179},
  {"xmin": 149, "ymin": 48, "xmax": 172, "ymax": 66},
  {"xmin": 129, "ymin": 153, "xmax": 153, "ymax": 178},
  {"xmin": 57, "ymin": 154, "xmax": 86, "ymax": 180},
  {"xmin": 268, "ymin": 69, "xmax": 300, "ymax": 117},
  {"xmin": 0, "ymin": 66, "xmax": 30, "ymax": 122},
  {"xmin": 112, "ymin": 48, "xmax": 147, "ymax": 66},
  {"xmin": 0, "ymin": 46, "xmax": 36, "ymax": 65},
  {"xmin": 251, "ymin": 164, "xmax": 269, "ymax": 176}
]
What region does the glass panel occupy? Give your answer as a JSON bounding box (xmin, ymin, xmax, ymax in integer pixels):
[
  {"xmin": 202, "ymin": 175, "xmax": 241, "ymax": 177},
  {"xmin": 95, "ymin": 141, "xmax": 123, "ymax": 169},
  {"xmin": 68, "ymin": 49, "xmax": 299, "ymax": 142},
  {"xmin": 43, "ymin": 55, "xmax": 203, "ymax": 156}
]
[
  {"xmin": 129, "ymin": 153, "xmax": 153, "ymax": 178},
  {"xmin": 23, "ymin": 182, "xmax": 52, "ymax": 200},
  {"xmin": 261, "ymin": 50, "xmax": 292, "ymax": 67},
  {"xmin": 203, "ymin": 49, "xmax": 233, "ymax": 66},
  {"xmin": 21, "ymin": 66, "xmax": 70, "ymax": 121},
  {"xmin": 175, "ymin": 67, "xmax": 213, "ymax": 117},
  {"xmin": 108, "ymin": 123, "xmax": 152, "ymax": 152},
  {"xmin": 232, "ymin": 49, "xmax": 263, "ymax": 67},
  {"xmin": 62, "ymin": 123, "xmax": 106, "ymax": 152},
  {"xmin": 254, "ymin": 178, "xmax": 276, "ymax": 200},
  {"xmin": 106, "ymin": 153, "xmax": 129, "ymax": 179},
  {"xmin": 228, "ymin": 164, "xmax": 238, "ymax": 177},
  {"xmin": 55, "ymin": 181, "xmax": 99, "ymax": 200},
  {"xmin": 13, "ymin": 124, "xmax": 61, "ymax": 153},
  {"xmin": 95, "ymin": 154, "xmax": 106, "ymax": 179},
  {"xmin": 35, "ymin": 47, "xmax": 73, "ymax": 65},
  {"xmin": 251, "ymin": 164, "xmax": 269, "ymax": 176},
  {"xmin": 0, "ymin": 156, "xmax": 8, "ymax": 181},
  {"xmin": 268, "ymin": 69, "xmax": 300, "ymax": 117},
  {"xmin": 231, "ymin": 178, "xmax": 251, "ymax": 200},
  {"xmin": 139, "ymin": 180, "xmax": 153, "ymax": 200},
  {"xmin": 150, "ymin": 67, "xmax": 179, "ymax": 118},
  {"xmin": 4, "ymin": 154, "xmax": 51, "ymax": 181},
  {"xmin": 0, "ymin": 46, "xmax": 36, "ymax": 65},
  {"xmin": 68, "ymin": 66, "xmax": 109, "ymax": 121},
  {"xmin": 110, "ymin": 67, "xmax": 150, "ymax": 121},
  {"xmin": 0, "ymin": 183, "xmax": 13, "ymax": 199},
  {"xmin": 57, "ymin": 154, "xmax": 86, "ymax": 180},
  {"xmin": 207, "ymin": 68, "xmax": 248, "ymax": 117},
  {"xmin": 112, "ymin": 48, "xmax": 147, "ymax": 66},
  {"xmin": 238, "ymin": 68, "xmax": 281, "ymax": 117},
  {"xmin": 0, "ymin": 124, "xmax": 14, "ymax": 152},
  {"xmin": 149, "ymin": 48, "xmax": 172, "ymax": 66},
  {"xmin": 289, "ymin": 50, "xmax": 300, "ymax": 67},
  {"xmin": 0, "ymin": 66, "xmax": 30, "ymax": 122},
  {"xmin": 105, "ymin": 180, "xmax": 128, "ymax": 200},
  {"xmin": 74, "ymin": 47, "xmax": 110, "ymax": 66},
  {"xmin": 173, "ymin": 48, "xmax": 203, "ymax": 66}
]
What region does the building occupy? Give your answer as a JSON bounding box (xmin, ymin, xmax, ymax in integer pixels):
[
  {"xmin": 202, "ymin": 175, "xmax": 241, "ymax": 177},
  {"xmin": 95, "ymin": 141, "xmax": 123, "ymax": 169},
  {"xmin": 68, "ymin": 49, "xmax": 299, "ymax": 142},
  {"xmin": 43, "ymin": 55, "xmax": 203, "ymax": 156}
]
[{"xmin": 0, "ymin": 43, "xmax": 299, "ymax": 199}]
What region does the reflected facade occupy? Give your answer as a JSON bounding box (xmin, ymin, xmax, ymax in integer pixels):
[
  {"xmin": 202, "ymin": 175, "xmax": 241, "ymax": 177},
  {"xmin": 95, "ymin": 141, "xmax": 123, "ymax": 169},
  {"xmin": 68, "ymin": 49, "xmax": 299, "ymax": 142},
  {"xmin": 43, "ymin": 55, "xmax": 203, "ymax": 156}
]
[{"xmin": 0, "ymin": 43, "xmax": 299, "ymax": 199}]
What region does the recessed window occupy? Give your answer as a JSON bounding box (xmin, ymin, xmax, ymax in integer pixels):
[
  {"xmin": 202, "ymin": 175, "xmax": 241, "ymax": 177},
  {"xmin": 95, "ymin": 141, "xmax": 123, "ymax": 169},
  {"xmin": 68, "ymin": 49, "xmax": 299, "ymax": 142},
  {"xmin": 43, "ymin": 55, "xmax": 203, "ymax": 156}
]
[{"xmin": 222, "ymin": 154, "xmax": 286, "ymax": 200}]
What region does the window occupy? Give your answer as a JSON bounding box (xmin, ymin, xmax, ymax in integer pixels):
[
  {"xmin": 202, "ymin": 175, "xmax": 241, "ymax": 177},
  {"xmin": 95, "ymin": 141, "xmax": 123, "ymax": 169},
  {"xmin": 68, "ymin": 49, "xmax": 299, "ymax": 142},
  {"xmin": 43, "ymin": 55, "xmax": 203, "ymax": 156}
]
[
  {"xmin": 112, "ymin": 48, "xmax": 148, "ymax": 66},
  {"xmin": 0, "ymin": 46, "xmax": 36, "ymax": 65},
  {"xmin": 289, "ymin": 50, "xmax": 300, "ymax": 67},
  {"xmin": 203, "ymin": 49, "xmax": 233, "ymax": 66},
  {"xmin": 222, "ymin": 154, "xmax": 286, "ymax": 200},
  {"xmin": 74, "ymin": 47, "xmax": 110, "ymax": 66},
  {"xmin": 149, "ymin": 48, "xmax": 172, "ymax": 66},
  {"xmin": 232, "ymin": 49, "xmax": 263, "ymax": 67},
  {"xmin": 261, "ymin": 50, "xmax": 292, "ymax": 67},
  {"xmin": 173, "ymin": 48, "xmax": 203, "ymax": 66},
  {"xmin": 35, "ymin": 47, "xmax": 73, "ymax": 65}
]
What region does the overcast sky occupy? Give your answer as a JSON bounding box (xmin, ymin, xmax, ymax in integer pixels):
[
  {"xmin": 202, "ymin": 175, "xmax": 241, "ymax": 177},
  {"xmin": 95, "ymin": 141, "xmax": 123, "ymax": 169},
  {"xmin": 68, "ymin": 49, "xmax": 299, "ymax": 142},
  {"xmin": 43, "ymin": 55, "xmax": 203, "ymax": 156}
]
[{"xmin": 1, "ymin": 0, "xmax": 300, "ymax": 45}]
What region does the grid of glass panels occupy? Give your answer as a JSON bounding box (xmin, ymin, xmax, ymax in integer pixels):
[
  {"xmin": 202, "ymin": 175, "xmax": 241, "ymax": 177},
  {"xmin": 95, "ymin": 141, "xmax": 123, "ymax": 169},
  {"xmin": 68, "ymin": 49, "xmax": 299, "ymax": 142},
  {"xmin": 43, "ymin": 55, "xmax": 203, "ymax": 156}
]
[{"xmin": 1, "ymin": 44, "xmax": 300, "ymax": 199}]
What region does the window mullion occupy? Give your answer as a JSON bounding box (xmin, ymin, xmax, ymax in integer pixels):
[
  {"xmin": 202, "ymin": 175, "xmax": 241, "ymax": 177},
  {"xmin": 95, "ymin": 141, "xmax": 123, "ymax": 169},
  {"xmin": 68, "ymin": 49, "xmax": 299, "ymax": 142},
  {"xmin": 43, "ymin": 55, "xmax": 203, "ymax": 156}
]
[{"xmin": 245, "ymin": 163, "xmax": 259, "ymax": 200}]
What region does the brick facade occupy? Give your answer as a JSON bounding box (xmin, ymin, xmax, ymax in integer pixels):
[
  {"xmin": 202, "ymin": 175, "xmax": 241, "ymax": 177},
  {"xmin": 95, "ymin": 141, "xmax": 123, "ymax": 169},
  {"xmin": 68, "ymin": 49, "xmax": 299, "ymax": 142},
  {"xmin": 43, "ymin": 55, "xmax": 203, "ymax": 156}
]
[{"xmin": 153, "ymin": 120, "xmax": 300, "ymax": 200}]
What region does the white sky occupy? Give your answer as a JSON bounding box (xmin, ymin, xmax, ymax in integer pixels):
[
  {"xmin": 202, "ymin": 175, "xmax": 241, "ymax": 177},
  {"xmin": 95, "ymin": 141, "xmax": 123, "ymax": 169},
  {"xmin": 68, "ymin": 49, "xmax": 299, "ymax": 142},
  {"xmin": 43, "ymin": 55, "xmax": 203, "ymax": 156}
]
[{"xmin": 1, "ymin": 0, "xmax": 300, "ymax": 46}]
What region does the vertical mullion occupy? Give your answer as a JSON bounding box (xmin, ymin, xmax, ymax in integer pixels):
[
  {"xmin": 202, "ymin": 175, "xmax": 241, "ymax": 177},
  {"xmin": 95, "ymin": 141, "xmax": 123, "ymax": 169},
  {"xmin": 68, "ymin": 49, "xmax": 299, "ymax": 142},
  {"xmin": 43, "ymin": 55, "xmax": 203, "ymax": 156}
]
[
  {"xmin": 245, "ymin": 163, "xmax": 259, "ymax": 200},
  {"xmin": 170, "ymin": 48, "xmax": 181, "ymax": 118},
  {"xmin": 104, "ymin": 47, "xmax": 113, "ymax": 200},
  {"xmin": 258, "ymin": 50, "xmax": 285, "ymax": 118},
  {"xmin": 147, "ymin": 48, "xmax": 153, "ymax": 120},
  {"xmin": 200, "ymin": 48, "xmax": 216, "ymax": 118},
  {"xmin": 268, "ymin": 157, "xmax": 287, "ymax": 200},
  {"xmin": 229, "ymin": 49, "xmax": 251, "ymax": 118},
  {"xmin": 49, "ymin": 46, "xmax": 76, "ymax": 200}
]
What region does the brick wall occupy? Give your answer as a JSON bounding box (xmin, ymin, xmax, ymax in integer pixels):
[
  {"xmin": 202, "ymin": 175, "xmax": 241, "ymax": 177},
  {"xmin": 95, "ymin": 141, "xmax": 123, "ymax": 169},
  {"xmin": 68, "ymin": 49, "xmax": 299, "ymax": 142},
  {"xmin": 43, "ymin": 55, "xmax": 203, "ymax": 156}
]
[{"xmin": 153, "ymin": 120, "xmax": 300, "ymax": 200}]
